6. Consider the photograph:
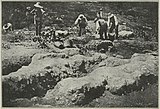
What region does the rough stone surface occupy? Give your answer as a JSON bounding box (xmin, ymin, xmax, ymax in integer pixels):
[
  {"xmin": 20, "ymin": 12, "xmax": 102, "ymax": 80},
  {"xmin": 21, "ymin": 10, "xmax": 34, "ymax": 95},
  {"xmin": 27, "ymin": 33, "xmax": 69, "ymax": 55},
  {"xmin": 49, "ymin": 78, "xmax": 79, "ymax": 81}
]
[
  {"xmin": 2, "ymin": 46, "xmax": 43, "ymax": 75},
  {"xmin": 2, "ymin": 51, "xmax": 108, "ymax": 104},
  {"xmin": 112, "ymin": 40, "xmax": 158, "ymax": 58},
  {"xmin": 98, "ymin": 57, "xmax": 130, "ymax": 67},
  {"xmin": 43, "ymin": 53, "xmax": 158, "ymax": 106},
  {"xmin": 54, "ymin": 41, "xmax": 64, "ymax": 49},
  {"xmin": 71, "ymin": 35, "xmax": 95, "ymax": 46}
]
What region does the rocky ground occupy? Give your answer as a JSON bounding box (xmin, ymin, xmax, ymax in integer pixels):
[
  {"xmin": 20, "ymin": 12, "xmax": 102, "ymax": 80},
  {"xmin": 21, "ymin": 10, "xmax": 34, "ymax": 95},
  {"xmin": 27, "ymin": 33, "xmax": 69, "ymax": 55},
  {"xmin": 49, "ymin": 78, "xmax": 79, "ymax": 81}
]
[{"xmin": 2, "ymin": 2, "xmax": 158, "ymax": 107}]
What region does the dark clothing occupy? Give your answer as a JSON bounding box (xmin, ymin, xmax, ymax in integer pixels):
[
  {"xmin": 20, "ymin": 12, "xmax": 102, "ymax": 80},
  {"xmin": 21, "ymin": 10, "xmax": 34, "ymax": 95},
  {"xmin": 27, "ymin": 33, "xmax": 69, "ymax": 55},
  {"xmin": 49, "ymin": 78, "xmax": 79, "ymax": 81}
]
[
  {"xmin": 99, "ymin": 22, "xmax": 108, "ymax": 40},
  {"xmin": 35, "ymin": 20, "xmax": 42, "ymax": 36},
  {"xmin": 78, "ymin": 18, "xmax": 87, "ymax": 28},
  {"xmin": 78, "ymin": 18, "xmax": 87, "ymax": 36},
  {"xmin": 109, "ymin": 16, "xmax": 119, "ymax": 39},
  {"xmin": 109, "ymin": 24, "xmax": 118, "ymax": 40},
  {"xmin": 79, "ymin": 27, "xmax": 86, "ymax": 36},
  {"xmin": 32, "ymin": 8, "xmax": 44, "ymax": 36},
  {"xmin": 55, "ymin": 17, "xmax": 64, "ymax": 28}
]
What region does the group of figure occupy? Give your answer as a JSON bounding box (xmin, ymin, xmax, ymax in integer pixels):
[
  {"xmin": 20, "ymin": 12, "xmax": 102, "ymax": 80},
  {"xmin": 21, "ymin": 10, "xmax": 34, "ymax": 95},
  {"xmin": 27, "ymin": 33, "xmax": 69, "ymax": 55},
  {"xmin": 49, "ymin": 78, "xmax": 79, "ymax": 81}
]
[
  {"xmin": 74, "ymin": 8, "xmax": 119, "ymax": 41},
  {"xmin": 95, "ymin": 8, "xmax": 118, "ymax": 41},
  {"xmin": 3, "ymin": 2, "xmax": 119, "ymax": 42}
]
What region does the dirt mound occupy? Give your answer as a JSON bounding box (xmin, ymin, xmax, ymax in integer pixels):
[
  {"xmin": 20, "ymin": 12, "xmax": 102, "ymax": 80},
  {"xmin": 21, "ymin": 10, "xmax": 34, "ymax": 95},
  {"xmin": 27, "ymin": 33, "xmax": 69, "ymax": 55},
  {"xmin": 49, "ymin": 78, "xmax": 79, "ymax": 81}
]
[{"xmin": 43, "ymin": 53, "xmax": 158, "ymax": 106}]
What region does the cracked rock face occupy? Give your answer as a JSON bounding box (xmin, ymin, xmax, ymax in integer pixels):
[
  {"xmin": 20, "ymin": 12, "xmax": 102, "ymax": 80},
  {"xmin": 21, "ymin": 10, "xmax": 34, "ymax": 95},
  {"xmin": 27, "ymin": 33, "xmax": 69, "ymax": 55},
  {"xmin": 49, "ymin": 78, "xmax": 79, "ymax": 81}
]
[{"xmin": 43, "ymin": 53, "xmax": 158, "ymax": 106}]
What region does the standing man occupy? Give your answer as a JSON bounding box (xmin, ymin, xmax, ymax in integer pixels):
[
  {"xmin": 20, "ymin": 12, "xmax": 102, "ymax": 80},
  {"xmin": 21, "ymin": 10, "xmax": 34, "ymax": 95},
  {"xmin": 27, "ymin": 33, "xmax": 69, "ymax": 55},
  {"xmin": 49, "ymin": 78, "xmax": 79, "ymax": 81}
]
[
  {"xmin": 74, "ymin": 14, "xmax": 88, "ymax": 36},
  {"xmin": 97, "ymin": 8, "xmax": 103, "ymax": 19},
  {"xmin": 94, "ymin": 8, "xmax": 103, "ymax": 34},
  {"xmin": 31, "ymin": 2, "xmax": 45, "ymax": 36},
  {"xmin": 94, "ymin": 8, "xmax": 103, "ymax": 23}
]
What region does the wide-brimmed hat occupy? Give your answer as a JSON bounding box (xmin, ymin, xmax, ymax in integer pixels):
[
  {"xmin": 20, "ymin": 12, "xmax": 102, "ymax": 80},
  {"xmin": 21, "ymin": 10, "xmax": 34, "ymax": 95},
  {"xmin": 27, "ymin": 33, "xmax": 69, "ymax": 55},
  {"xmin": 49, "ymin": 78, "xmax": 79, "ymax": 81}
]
[
  {"xmin": 107, "ymin": 12, "xmax": 112, "ymax": 16},
  {"xmin": 107, "ymin": 12, "xmax": 114, "ymax": 17},
  {"xmin": 34, "ymin": 2, "xmax": 43, "ymax": 8},
  {"xmin": 26, "ymin": 6, "xmax": 31, "ymax": 10},
  {"xmin": 100, "ymin": 8, "xmax": 103, "ymax": 11},
  {"xmin": 79, "ymin": 14, "xmax": 85, "ymax": 18}
]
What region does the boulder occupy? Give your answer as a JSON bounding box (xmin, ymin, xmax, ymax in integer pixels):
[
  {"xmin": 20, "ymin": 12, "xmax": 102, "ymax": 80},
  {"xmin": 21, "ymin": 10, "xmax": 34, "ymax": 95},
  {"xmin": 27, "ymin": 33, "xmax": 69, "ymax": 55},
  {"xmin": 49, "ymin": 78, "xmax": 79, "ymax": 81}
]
[
  {"xmin": 71, "ymin": 34, "xmax": 95, "ymax": 45},
  {"xmin": 43, "ymin": 53, "xmax": 158, "ymax": 106},
  {"xmin": 64, "ymin": 39, "xmax": 74, "ymax": 48},
  {"xmin": 85, "ymin": 40, "xmax": 113, "ymax": 52},
  {"xmin": 61, "ymin": 48, "xmax": 80, "ymax": 56},
  {"xmin": 54, "ymin": 41, "xmax": 64, "ymax": 49},
  {"xmin": 118, "ymin": 30, "xmax": 134, "ymax": 39}
]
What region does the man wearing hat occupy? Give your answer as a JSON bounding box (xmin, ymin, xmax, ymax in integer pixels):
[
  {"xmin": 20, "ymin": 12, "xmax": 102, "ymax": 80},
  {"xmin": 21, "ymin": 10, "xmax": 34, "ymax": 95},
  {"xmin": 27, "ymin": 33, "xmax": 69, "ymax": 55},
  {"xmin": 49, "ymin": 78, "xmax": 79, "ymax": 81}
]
[
  {"xmin": 31, "ymin": 2, "xmax": 45, "ymax": 36},
  {"xmin": 97, "ymin": 8, "xmax": 103, "ymax": 18},
  {"xmin": 94, "ymin": 8, "xmax": 104, "ymax": 34},
  {"xmin": 94, "ymin": 8, "xmax": 103, "ymax": 23}
]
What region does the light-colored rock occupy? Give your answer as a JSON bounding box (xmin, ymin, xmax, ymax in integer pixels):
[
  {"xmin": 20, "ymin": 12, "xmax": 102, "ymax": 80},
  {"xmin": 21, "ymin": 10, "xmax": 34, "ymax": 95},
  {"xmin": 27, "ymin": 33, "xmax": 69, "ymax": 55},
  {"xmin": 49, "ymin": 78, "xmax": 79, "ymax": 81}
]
[
  {"xmin": 43, "ymin": 53, "xmax": 158, "ymax": 106},
  {"xmin": 2, "ymin": 52, "xmax": 108, "ymax": 102},
  {"xmin": 116, "ymin": 55, "xmax": 124, "ymax": 59},
  {"xmin": 99, "ymin": 57, "xmax": 130, "ymax": 67},
  {"xmin": 71, "ymin": 34, "xmax": 95, "ymax": 45},
  {"xmin": 54, "ymin": 41, "xmax": 64, "ymax": 49},
  {"xmin": 118, "ymin": 31, "xmax": 134, "ymax": 39},
  {"xmin": 85, "ymin": 40, "xmax": 113, "ymax": 52},
  {"xmin": 61, "ymin": 48, "xmax": 80, "ymax": 56}
]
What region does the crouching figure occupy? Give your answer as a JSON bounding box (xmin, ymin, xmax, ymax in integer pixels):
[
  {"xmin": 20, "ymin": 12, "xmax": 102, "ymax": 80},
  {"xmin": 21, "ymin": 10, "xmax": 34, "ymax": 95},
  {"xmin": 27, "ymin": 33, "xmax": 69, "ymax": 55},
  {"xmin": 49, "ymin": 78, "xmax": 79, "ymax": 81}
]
[{"xmin": 3, "ymin": 23, "xmax": 12, "ymax": 33}]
